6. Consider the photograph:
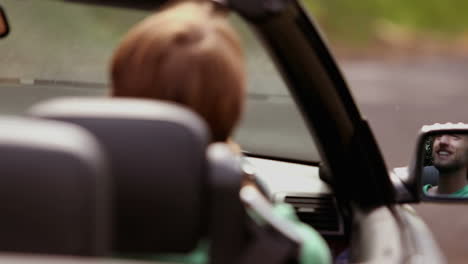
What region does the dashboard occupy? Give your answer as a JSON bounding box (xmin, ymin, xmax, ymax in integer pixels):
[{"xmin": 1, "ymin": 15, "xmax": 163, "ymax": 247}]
[{"xmin": 245, "ymin": 157, "xmax": 344, "ymax": 236}]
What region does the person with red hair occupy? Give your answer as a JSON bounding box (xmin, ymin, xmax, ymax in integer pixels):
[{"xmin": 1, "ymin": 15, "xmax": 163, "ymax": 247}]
[
  {"xmin": 110, "ymin": 2, "xmax": 331, "ymax": 263},
  {"xmin": 111, "ymin": 0, "xmax": 245, "ymax": 143}
]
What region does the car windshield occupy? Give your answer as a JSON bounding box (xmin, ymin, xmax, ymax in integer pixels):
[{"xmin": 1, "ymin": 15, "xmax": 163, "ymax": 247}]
[{"xmin": 0, "ymin": 0, "xmax": 320, "ymax": 163}]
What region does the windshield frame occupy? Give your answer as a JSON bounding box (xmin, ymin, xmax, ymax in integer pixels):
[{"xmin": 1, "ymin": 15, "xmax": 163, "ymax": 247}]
[{"xmin": 230, "ymin": 0, "xmax": 396, "ymax": 207}]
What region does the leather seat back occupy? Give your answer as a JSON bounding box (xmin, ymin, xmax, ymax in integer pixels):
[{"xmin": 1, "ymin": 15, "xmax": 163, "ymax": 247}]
[
  {"xmin": 30, "ymin": 98, "xmax": 210, "ymax": 254},
  {"xmin": 0, "ymin": 117, "xmax": 110, "ymax": 256}
]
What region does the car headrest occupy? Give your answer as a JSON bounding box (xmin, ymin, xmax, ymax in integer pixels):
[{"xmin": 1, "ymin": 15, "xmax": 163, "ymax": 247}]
[
  {"xmin": 0, "ymin": 117, "xmax": 110, "ymax": 256},
  {"xmin": 29, "ymin": 97, "xmax": 210, "ymax": 254}
]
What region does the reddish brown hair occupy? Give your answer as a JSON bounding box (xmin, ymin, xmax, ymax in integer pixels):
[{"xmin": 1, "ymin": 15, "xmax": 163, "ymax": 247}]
[{"xmin": 111, "ymin": 1, "xmax": 245, "ymax": 142}]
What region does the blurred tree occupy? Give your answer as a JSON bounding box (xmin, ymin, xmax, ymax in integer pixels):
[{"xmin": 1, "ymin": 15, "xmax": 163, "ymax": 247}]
[
  {"xmin": 302, "ymin": 0, "xmax": 468, "ymax": 51},
  {"xmin": 424, "ymin": 136, "xmax": 434, "ymax": 166}
]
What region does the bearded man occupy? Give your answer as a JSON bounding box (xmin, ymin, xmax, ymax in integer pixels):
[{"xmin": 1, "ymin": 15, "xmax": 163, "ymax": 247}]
[{"xmin": 424, "ymin": 134, "xmax": 468, "ymax": 197}]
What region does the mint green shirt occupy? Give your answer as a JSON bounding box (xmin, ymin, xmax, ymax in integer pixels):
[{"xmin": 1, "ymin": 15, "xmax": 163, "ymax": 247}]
[
  {"xmin": 423, "ymin": 184, "xmax": 468, "ymax": 197},
  {"xmin": 273, "ymin": 203, "xmax": 332, "ymax": 264},
  {"xmin": 247, "ymin": 203, "xmax": 332, "ymax": 264}
]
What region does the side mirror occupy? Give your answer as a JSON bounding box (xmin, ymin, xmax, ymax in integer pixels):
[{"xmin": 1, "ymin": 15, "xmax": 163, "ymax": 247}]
[
  {"xmin": 412, "ymin": 123, "xmax": 468, "ymax": 202},
  {"xmin": 0, "ymin": 6, "xmax": 9, "ymax": 38}
]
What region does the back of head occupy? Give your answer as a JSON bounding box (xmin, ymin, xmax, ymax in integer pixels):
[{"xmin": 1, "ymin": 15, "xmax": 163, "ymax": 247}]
[{"xmin": 111, "ymin": 1, "xmax": 245, "ymax": 142}]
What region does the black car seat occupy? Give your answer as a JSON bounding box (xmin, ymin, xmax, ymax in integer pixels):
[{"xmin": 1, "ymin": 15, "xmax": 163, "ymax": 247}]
[
  {"xmin": 29, "ymin": 97, "xmax": 328, "ymax": 264},
  {"xmin": 29, "ymin": 98, "xmax": 210, "ymax": 255},
  {"xmin": 0, "ymin": 117, "xmax": 111, "ymax": 256}
]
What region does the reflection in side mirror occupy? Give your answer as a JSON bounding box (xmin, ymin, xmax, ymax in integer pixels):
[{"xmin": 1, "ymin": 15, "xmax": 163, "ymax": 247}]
[
  {"xmin": 0, "ymin": 6, "xmax": 10, "ymax": 38},
  {"xmin": 416, "ymin": 123, "xmax": 468, "ymax": 200}
]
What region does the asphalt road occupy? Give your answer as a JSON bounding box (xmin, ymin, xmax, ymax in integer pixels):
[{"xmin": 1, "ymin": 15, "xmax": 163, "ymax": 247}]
[
  {"xmin": 343, "ymin": 58, "xmax": 468, "ymax": 168},
  {"xmin": 342, "ymin": 57, "xmax": 468, "ymax": 263}
]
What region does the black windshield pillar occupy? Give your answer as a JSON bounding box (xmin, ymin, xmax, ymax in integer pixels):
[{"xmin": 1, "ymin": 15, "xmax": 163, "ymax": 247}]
[{"xmin": 226, "ymin": 0, "xmax": 395, "ymax": 208}]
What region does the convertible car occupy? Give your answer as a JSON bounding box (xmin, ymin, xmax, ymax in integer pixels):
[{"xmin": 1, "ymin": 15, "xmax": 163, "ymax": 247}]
[{"xmin": 0, "ymin": 0, "xmax": 448, "ymax": 263}]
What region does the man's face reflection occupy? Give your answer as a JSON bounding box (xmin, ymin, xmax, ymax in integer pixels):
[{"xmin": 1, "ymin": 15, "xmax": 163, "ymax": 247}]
[{"xmin": 432, "ymin": 134, "xmax": 468, "ymax": 173}]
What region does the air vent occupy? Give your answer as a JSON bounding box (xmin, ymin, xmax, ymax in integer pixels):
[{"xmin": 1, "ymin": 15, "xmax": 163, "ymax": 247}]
[{"xmin": 284, "ymin": 195, "xmax": 343, "ymax": 235}]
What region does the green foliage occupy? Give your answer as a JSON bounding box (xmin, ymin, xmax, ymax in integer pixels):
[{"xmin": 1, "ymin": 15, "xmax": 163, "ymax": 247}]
[
  {"xmin": 302, "ymin": 0, "xmax": 468, "ymax": 44},
  {"xmin": 424, "ymin": 136, "xmax": 434, "ymax": 166}
]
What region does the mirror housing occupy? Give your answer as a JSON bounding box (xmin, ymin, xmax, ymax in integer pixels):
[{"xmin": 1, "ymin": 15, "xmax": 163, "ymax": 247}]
[
  {"xmin": 0, "ymin": 6, "xmax": 9, "ymax": 38},
  {"xmin": 410, "ymin": 123, "xmax": 468, "ymax": 202}
]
